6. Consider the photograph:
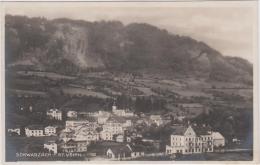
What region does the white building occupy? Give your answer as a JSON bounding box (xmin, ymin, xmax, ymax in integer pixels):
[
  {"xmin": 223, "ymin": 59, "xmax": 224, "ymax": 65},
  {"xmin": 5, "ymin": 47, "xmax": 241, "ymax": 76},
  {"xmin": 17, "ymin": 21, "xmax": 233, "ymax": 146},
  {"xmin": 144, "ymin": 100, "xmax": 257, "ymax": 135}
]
[
  {"xmin": 102, "ymin": 118, "xmax": 124, "ymax": 135},
  {"xmin": 150, "ymin": 115, "xmax": 163, "ymax": 126},
  {"xmin": 25, "ymin": 125, "xmax": 44, "ymax": 137},
  {"xmin": 116, "ymin": 134, "xmax": 124, "ymax": 142},
  {"xmin": 45, "ymin": 126, "xmax": 57, "ymax": 136},
  {"xmin": 97, "ymin": 111, "xmax": 111, "ymax": 124},
  {"xmin": 166, "ymin": 125, "xmax": 214, "ymax": 155},
  {"xmin": 212, "ymin": 132, "xmax": 225, "ymax": 147},
  {"xmin": 44, "ymin": 141, "xmax": 58, "ymax": 154},
  {"xmin": 112, "ymin": 104, "xmax": 134, "ymax": 117},
  {"xmin": 7, "ymin": 127, "xmax": 21, "ymax": 136},
  {"xmin": 100, "ymin": 130, "xmax": 113, "ymax": 141},
  {"xmin": 47, "ymin": 108, "xmax": 62, "ymax": 120},
  {"xmin": 73, "ymin": 128, "xmax": 99, "ymax": 144},
  {"xmin": 67, "ymin": 111, "xmax": 77, "ymax": 118}
]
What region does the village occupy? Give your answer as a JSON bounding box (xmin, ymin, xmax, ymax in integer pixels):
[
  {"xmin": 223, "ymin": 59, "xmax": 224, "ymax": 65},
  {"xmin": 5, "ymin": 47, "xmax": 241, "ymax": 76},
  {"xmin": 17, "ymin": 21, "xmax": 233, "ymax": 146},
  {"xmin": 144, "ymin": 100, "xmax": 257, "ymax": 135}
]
[{"xmin": 7, "ymin": 101, "xmax": 227, "ymax": 161}]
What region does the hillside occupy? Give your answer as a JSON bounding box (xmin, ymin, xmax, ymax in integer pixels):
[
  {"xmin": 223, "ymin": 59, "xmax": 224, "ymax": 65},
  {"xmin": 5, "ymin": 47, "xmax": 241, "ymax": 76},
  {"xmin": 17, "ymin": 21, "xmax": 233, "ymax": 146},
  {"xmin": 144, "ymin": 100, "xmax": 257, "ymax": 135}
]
[{"xmin": 5, "ymin": 15, "xmax": 253, "ymax": 85}]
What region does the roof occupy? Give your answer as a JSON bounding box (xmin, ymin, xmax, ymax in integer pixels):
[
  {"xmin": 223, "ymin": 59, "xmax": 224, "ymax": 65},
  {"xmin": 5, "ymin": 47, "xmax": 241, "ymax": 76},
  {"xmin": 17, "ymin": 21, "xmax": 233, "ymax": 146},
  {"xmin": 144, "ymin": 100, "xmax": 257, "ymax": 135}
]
[
  {"xmin": 107, "ymin": 115, "xmax": 126, "ymax": 123},
  {"xmin": 128, "ymin": 144, "xmax": 145, "ymax": 152},
  {"xmin": 192, "ymin": 125, "xmax": 212, "ymax": 136},
  {"xmin": 47, "ymin": 108, "xmax": 61, "ymax": 112},
  {"xmin": 44, "ymin": 140, "xmax": 57, "ymax": 145},
  {"xmin": 45, "ymin": 126, "xmax": 57, "ymax": 128},
  {"xmin": 26, "ymin": 125, "xmax": 44, "ymax": 130},
  {"xmin": 171, "ymin": 125, "xmax": 187, "ymax": 135},
  {"xmin": 108, "ymin": 145, "xmax": 132, "ymax": 155},
  {"xmin": 212, "ymin": 132, "xmax": 224, "ymax": 139}
]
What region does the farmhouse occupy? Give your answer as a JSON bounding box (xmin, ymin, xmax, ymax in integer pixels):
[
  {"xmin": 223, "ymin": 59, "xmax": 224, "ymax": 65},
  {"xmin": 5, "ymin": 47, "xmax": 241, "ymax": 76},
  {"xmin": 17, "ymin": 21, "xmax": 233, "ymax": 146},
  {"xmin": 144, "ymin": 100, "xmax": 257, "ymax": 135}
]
[{"xmin": 47, "ymin": 108, "xmax": 62, "ymax": 120}]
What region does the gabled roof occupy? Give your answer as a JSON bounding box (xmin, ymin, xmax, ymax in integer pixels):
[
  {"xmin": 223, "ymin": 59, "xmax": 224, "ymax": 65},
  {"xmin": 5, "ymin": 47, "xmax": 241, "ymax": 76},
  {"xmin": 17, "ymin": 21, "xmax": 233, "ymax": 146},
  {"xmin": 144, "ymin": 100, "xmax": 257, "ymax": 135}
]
[
  {"xmin": 128, "ymin": 144, "xmax": 145, "ymax": 152},
  {"xmin": 108, "ymin": 145, "xmax": 132, "ymax": 155},
  {"xmin": 26, "ymin": 125, "xmax": 44, "ymax": 130},
  {"xmin": 192, "ymin": 125, "xmax": 212, "ymax": 136},
  {"xmin": 47, "ymin": 108, "xmax": 61, "ymax": 113},
  {"xmin": 171, "ymin": 125, "xmax": 188, "ymax": 135},
  {"xmin": 212, "ymin": 132, "xmax": 224, "ymax": 139},
  {"xmin": 107, "ymin": 115, "xmax": 126, "ymax": 123}
]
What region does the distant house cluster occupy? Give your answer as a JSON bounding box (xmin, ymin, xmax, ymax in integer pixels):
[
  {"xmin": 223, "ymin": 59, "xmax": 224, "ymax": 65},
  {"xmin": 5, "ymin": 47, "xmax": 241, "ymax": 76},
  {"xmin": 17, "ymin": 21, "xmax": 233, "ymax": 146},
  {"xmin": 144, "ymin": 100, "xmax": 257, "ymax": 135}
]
[{"xmin": 7, "ymin": 101, "xmax": 226, "ymax": 160}]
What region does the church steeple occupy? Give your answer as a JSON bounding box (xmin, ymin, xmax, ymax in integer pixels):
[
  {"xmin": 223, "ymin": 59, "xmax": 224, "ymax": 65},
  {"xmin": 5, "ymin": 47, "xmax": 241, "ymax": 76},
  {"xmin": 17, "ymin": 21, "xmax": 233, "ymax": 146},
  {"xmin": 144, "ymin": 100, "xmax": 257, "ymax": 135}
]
[{"xmin": 112, "ymin": 98, "xmax": 117, "ymax": 111}]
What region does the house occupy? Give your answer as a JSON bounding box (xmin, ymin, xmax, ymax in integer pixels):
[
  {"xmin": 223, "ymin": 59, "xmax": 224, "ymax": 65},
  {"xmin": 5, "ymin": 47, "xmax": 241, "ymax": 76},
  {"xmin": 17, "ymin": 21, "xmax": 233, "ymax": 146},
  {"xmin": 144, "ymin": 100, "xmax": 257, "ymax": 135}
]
[
  {"xmin": 102, "ymin": 117, "xmax": 125, "ymax": 135},
  {"xmin": 150, "ymin": 115, "xmax": 163, "ymax": 126},
  {"xmin": 67, "ymin": 111, "xmax": 77, "ymax": 118},
  {"xmin": 73, "ymin": 127, "xmax": 99, "ymax": 144},
  {"xmin": 97, "ymin": 111, "xmax": 110, "ymax": 124},
  {"xmin": 100, "ymin": 130, "xmax": 113, "ymax": 141},
  {"xmin": 47, "ymin": 108, "xmax": 62, "ymax": 120},
  {"xmin": 212, "ymin": 132, "xmax": 225, "ymax": 147},
  {"xmin": 60, "ymin": 139, "xmax": 88, "ymax": 153},
  {"xmin": 116, "ymin": 134, "xmax": 124, "ymax": 143},
  {"xmin": 44, "ymin": 141, "xmax": 58, "ymax": 154},
  {"xmin": 60, "ymin": 139, "xmax": 77, "ymax": 153},
  {"xmin": 112, "ymin": 103, "xmax": 134, "ymax": 117},
  {"xmin": 45, "ymin": 126, "xmax": 57, "ymax": 136},
  {"xmin": 65, "ymin": 119, "xmax": 97, "ymax": 130},
  {"xmin": 97, "ymin": 116, "xmax": 110, "ymax": 125},
  {"xmin": 7, "ymin": 127, "xmax": 21, "ymax": 136},
  {"xmin": 59, "ymin": 129, "xmax": 75, "ymax": 142},
  {"xmin": 106, "ymin": 144, "xmax": 132, "ymax": 160},
  {"xmin": 25, "ymin": 125, "xmax": 44, "ymax": 137},
  {"xmin": 165, "ymin": 124, "xmax": 214, "ymax": 155}
]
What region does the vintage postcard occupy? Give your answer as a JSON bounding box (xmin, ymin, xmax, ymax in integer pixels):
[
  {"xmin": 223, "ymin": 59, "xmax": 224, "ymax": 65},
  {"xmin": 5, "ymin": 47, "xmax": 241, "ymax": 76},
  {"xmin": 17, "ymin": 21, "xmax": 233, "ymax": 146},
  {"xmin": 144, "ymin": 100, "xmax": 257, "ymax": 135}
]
[{"xmin": 1, "ymin": 1, "xmax": 259, "ymax": 164}]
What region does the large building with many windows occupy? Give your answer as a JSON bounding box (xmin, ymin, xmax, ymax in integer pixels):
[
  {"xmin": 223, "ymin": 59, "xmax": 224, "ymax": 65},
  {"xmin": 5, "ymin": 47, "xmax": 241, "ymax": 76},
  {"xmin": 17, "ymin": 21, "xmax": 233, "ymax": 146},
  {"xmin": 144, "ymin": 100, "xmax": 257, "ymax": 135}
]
[
  {"xmin": 166, "ymin": 124, "xmax": 214, "ymax": 155},
  {"xmin": 25, "ymin": 125, "xmax": 45, "ymax": 137},
  {"xmin": 47, "ymin": 108, "xmax": 62, "ymax": 120}
]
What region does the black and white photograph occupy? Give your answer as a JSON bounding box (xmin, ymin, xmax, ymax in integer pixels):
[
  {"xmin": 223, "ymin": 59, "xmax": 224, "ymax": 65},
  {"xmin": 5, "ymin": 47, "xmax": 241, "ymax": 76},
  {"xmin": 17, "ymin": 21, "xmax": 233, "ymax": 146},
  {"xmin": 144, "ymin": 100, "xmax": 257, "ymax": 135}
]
[{"xmin": 2, "ymin": 1, "xmax": 258, "ymax": 163}]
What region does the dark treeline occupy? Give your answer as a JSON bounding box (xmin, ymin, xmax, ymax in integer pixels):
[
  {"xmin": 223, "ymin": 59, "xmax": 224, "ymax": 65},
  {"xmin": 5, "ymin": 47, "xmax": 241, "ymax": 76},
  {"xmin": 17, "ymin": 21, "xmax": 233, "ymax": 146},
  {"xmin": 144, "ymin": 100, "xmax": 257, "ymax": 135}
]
[{"xmin": 115, "ymin": 94, "xmax": 166, "ymax": 113}]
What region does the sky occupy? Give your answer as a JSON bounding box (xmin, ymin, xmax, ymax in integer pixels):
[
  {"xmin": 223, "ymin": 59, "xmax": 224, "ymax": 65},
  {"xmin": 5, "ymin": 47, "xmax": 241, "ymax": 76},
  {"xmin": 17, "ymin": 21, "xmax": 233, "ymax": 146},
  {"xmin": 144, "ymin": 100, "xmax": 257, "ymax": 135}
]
[{"xmin": 4, "ymin": 1, "xmax": 258, "ymax": 62}]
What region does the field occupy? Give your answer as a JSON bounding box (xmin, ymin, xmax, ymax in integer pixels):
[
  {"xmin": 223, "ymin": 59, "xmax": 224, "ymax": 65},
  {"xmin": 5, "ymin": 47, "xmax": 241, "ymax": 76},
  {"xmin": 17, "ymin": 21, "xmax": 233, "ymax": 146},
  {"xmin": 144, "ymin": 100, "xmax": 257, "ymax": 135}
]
[
  {"xmin": 17, "ymin": 71, "xmax": 76, "ymax": 80},
  {"xmin": 62, "ymin": 87, "xmax": 110, "ymax": 99}
]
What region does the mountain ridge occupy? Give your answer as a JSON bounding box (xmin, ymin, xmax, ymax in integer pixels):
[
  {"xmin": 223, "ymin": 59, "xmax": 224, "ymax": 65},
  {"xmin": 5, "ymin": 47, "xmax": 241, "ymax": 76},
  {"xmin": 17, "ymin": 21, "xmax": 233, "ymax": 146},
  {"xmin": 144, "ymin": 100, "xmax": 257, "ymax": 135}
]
[{"xmin": 5, "ymin": 15, "xmax": 253, "ymax": 85}]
